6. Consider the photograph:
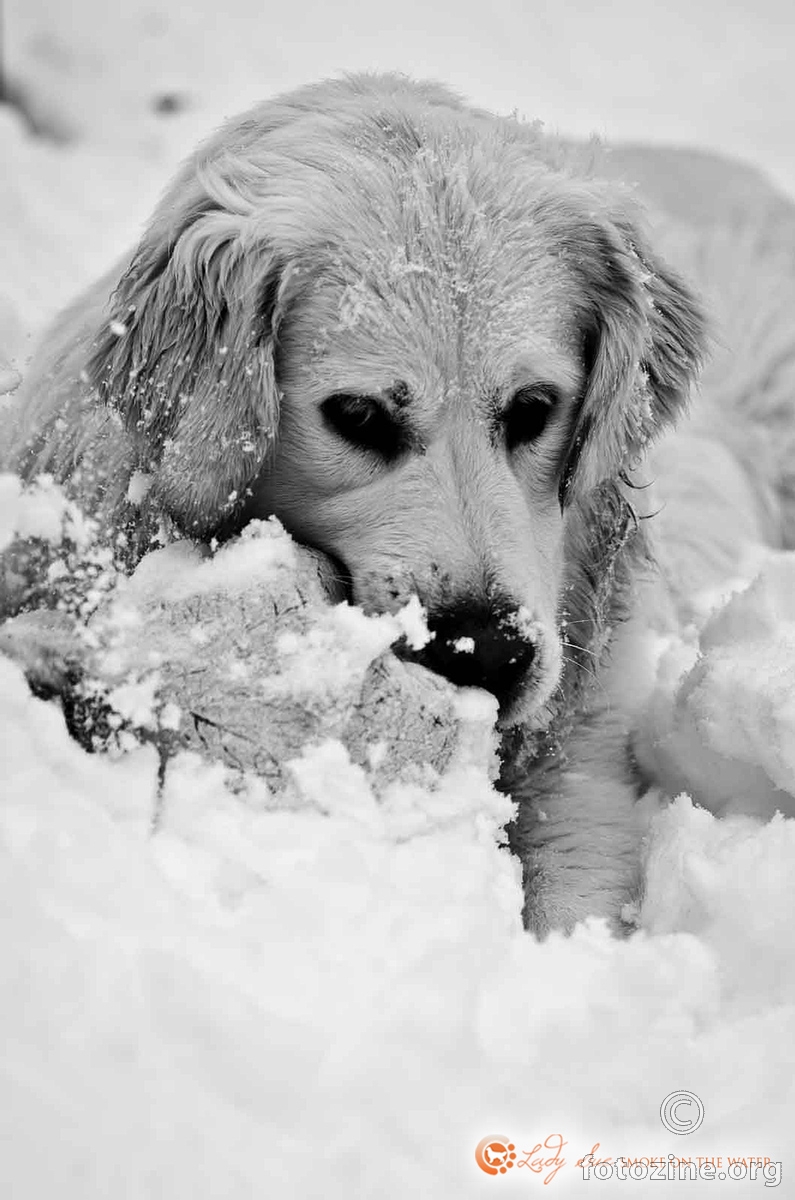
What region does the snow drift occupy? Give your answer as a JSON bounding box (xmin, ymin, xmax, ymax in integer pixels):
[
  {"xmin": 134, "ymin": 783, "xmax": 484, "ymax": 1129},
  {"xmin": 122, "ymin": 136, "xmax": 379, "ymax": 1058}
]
[
  {"xmin": 2, "ymin": 470, "xmax": 794, "ymax": 1198},
  {"xmin": 2, "ymin": 7, "xmax": 795, "ymax": 1194}
]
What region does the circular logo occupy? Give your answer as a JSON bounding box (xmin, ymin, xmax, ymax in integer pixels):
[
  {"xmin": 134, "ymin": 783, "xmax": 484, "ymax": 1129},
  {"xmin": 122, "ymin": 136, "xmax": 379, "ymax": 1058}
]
[
  {"xmin": 660, "ymin": 1090, "xmax": 705, "ymax": 1135},
  {"xmin": 475, "ymin": 1136, "xmax": 518, "ymax": 1175}
]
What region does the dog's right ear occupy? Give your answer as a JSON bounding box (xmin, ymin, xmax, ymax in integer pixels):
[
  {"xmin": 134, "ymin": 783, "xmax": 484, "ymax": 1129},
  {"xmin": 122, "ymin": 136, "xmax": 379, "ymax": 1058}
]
[{"xmin": 87, "ymin": 201, "xmax": 292, "ymax": 536}]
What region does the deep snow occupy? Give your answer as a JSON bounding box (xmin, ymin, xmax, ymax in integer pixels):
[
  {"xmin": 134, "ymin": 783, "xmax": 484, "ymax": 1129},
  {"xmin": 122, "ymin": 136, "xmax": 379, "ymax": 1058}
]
[{"xmin": 1, "ymin": 4, "xmax": 795, "ymax": 1196}]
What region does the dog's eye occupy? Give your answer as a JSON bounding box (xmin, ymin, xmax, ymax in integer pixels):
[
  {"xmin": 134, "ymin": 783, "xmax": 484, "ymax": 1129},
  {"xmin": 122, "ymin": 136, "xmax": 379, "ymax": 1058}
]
[
  {"xmin": 321, "ymin": 392, "xmax": 404, "ymax": 459},
  {"xmin": 503, "ymin": 385, "xmax": 560, "ymax": 451}
]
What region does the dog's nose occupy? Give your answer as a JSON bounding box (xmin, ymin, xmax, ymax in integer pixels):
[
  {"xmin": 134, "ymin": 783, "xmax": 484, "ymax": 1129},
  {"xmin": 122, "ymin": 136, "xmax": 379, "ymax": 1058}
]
[{"xmin": 410, "ymin": 601, "xmax": 536, "ymax": 701}]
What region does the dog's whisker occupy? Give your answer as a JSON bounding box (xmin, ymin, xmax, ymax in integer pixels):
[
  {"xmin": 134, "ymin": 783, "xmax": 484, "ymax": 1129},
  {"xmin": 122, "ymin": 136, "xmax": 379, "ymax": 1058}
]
[
  {"xmin": 560, "ymin": 638, "xmax": 602, "ymax": 664},
  {"xmin": 560, "ymin": 652, "xmax": 612, "ymax": 709}
]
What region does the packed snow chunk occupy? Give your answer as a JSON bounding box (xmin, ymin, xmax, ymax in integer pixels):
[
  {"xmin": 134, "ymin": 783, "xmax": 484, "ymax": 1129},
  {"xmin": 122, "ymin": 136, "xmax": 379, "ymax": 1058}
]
[
  {"xmin": 642, "ymin": 796, "xmax": 795, "ymax": 1005},
  {"xmin": 0, "ymin": 364, "xmax": 21, "ymax": 395},
  {"xmin": 0, "ymin": 472, "xmax": 94, "ymax": 553},
  {"xmin": 125, "ymin": 470, "xmax": 153, "ymax": 505},
  {"xmin": 106, "ymin": 674, "xmax": 165, "ymax": 731},
  {"xmin": 393, "ymin": 592, "xmax": 434, "ymax": 650},
  {"xmin": 286, "ymin": 739, "xmax": 382, "ymax": 827},
  {"xmin": 81, "ymin": 519, "xmax": 500, "ymax": 800},
  {"xmin": 0, "ymin": 473, "xmax": 27, "ymax": 560},
  {"xmin": 635, "ymin": 554, "xmax": 795, "ymax": 818},
  {"xmin": 0, "ymin": 474, "xmax": 107, "ymax": 619},
  {"xmin": 122, "ymin": 517, "xmax": 298, "ymax": 602}
]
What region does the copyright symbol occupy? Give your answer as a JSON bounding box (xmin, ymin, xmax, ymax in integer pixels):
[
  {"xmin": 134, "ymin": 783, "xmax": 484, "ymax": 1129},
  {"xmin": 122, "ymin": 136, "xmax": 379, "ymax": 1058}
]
[{"xmin": 660, "ymin": 1090, "xmax": 704, "ymax": 1135}]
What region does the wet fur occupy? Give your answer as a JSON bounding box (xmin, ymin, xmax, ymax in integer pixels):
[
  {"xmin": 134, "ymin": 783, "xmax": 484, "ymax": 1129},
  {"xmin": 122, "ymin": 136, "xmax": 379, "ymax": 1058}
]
[{"xmin": 3, "ymin": 73, "xmax": 708, "ymax": 934}]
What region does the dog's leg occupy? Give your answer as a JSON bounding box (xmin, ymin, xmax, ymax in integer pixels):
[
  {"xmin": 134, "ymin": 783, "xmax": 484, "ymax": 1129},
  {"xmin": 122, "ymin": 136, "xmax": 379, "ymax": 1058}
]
[{"xmin": 508, "ymin": 700, "xmax": 651, "ymax": 938}]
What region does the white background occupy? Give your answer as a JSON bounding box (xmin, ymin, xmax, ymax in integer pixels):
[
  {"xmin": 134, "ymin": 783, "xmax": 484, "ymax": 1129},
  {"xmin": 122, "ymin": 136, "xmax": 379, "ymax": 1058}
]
[{"xmin": 5, "ymin": 0, "xmax": 795, "ymax": 197}]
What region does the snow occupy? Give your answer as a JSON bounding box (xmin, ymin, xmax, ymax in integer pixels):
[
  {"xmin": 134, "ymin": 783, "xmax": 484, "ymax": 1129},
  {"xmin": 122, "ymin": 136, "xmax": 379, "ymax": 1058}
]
[
  {"xmin": 0, "ymin": 471, "xmax": 95, "ymax": 552},
  {"xmin": 3, "ymin": 614, "xmax": 793, "ymax": 1197},
  {"xmin": 638, "ymin": 559, "xmax": 795, "ymax": 819},
  {"xmin": 1, "ymin": 6, "xmax": 795, "ymax": 1197}
]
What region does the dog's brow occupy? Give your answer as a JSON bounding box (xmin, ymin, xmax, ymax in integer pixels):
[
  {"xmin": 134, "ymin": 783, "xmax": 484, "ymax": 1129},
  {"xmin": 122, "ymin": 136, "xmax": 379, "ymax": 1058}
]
[
  {"xmin": 385, "ymin": 380, "xmax": 414, "ymax": 409},
  {"xmin": 506, "ymin": 351, "xmax": 584, "ymax": 402}
]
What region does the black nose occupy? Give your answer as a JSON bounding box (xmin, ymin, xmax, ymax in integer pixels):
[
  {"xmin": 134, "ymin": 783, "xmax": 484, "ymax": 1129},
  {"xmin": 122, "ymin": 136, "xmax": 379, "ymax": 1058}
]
[{"xmin": 406, "ymin": 601, "xmax": 536, "ymax": 701}]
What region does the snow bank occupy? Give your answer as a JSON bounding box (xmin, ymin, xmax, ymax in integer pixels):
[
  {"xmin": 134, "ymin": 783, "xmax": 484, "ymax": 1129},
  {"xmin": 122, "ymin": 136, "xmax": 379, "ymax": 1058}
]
[
  {"xmin": 637, "ymin": 558, "xmax": 795, "ymax": 822},
  {"xmin": 2, "ymin": 658, "xmax": 794, "ymax": 1196},
  {"xmin": 2, "ymin": 479, "xmax": 794, "ymax": 1197}
]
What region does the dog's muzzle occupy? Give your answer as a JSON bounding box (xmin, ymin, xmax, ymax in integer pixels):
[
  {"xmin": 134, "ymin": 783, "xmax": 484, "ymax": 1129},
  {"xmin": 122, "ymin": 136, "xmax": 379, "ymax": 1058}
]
[{"xmin": 397, "ymin": 599, "xmax": 537, "ymax": 707}]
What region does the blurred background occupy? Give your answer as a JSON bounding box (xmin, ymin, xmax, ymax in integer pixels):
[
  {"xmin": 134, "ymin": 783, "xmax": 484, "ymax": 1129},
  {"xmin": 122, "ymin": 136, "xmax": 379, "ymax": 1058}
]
[
  {"xmin": 1, "ymin": 0, "xmax": 793, "ymax": 362},
  {"xmin": 4, "ymin": 0, "xmax": 793, "ymax": 192}
]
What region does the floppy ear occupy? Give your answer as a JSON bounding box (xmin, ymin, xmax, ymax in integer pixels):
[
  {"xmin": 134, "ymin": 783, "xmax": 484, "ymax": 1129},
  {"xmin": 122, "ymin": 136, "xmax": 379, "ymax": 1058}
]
[
  {"xmin": 559, "ymin": 205, "xmax": 706, "ymax": 502},
  {"xmin": 87, "ymin": 202, "xmax": 291, "ymax": 536}
]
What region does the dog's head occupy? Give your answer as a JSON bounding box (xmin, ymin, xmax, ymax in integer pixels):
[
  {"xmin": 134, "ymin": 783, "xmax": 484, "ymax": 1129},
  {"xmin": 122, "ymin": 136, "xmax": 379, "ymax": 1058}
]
[{"xmin": 87, "ymin": 75, "xmax": 705, "ymax": 725}]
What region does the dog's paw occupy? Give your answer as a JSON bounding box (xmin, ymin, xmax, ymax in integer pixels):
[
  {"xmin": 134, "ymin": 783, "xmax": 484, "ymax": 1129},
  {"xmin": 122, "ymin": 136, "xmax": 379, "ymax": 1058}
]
[{"xmin": 519, "ymin": 837, "xmax": 643, "ymax": 940}]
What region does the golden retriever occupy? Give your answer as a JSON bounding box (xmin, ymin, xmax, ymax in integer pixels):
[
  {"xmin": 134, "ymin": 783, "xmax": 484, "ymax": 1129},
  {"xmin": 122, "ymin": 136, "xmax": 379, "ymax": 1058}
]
[{"xmin": 3, "ymin": 73, "xmax": 718, "ymax": 933}]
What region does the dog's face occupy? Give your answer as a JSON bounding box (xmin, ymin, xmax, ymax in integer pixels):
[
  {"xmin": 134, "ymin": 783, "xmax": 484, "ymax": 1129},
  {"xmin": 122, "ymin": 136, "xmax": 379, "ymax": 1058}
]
[
  {"xmin": 88, "ymin": 80, "xmax": 705, "ymax": 726},
  {"xmin": 251, "ymin": 229, "xmax": 589, "ymax": 721}
]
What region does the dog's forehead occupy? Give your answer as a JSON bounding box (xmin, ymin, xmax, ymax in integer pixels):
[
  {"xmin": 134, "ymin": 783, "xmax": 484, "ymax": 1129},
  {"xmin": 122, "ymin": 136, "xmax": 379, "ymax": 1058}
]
[
  {"xmin": 286, "ymin": 238, "xmax": 583, "ymax": 409},
  {"xmin": 275, "ymin": 116, "xmax": 591, "ymax": 406}
]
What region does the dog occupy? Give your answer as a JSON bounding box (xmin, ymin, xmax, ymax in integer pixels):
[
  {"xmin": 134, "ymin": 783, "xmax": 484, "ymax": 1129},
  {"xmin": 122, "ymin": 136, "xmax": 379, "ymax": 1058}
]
[{"xmin": 9, "ymin": 71, "xmax": 779, "ymax": 935}]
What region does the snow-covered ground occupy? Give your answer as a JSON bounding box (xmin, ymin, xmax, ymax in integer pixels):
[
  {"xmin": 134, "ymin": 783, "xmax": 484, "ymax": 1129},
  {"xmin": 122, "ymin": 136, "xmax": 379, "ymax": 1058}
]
[{"xmin": 2, "ymin": 4, "xmax": 795, "ymax": 1197}]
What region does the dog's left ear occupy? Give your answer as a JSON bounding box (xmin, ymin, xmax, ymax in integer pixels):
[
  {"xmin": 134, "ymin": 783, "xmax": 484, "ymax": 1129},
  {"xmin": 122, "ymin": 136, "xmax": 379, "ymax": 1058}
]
[{"xmin": 561, "ymin": 204, "xmax": 707, "ymax": 500}]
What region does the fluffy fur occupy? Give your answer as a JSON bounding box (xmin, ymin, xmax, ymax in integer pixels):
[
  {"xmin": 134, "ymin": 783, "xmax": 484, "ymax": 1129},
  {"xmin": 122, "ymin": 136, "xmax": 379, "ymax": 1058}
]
[{"xmin": 3, "ymin": 73, "xmax": 720, "ymax": 933}]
